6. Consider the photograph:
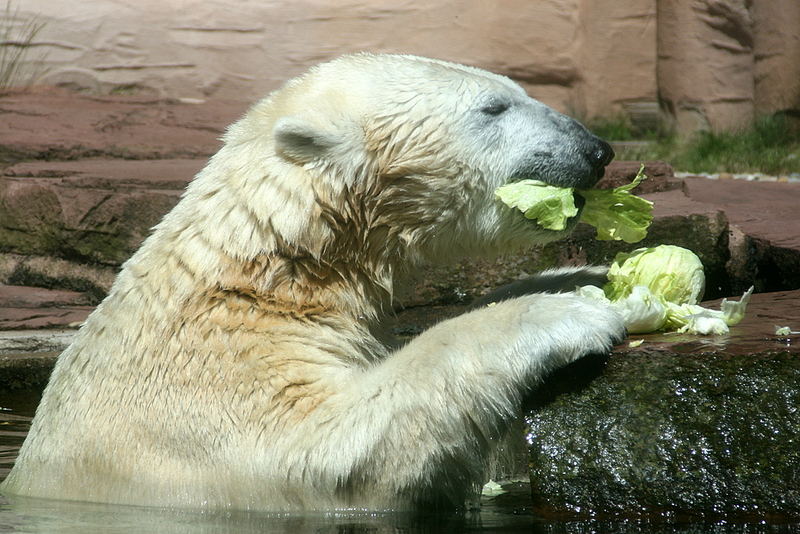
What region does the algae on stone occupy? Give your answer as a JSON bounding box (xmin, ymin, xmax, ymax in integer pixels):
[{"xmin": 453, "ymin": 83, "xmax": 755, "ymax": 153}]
[{"xmin": 525, "ymin": 350, "xmax": 800, "ymax": 518}]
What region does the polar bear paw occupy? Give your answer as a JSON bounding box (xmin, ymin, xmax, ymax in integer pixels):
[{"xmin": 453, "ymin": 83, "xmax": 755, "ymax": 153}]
[{"xmin": 508, "ymin": 292, "xmax": 626, "ymax": 370}]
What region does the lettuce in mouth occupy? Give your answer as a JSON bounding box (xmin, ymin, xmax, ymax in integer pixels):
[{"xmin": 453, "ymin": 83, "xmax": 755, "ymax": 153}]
[{"xmin": 494, "ymin": 164, "xmax": 653, "ymax": 244}]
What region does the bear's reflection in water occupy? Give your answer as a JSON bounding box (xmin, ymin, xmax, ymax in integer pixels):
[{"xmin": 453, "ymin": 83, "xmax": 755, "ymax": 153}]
[
  {"xmin": 3, "ymin": 490, "xmax": 793, "ymax": 534},
  {"xmin": 0, "ymin": 490, "xmax": 542, "ymax": 534}
]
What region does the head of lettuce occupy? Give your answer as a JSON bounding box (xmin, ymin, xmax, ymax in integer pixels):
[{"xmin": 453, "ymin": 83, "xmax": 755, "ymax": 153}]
[
  {"xmin": 576, "ymin": 245, "xmax": 753, "ymax": 335},
  {"xmin": 495, "ymin": 163, "xmax": 653, "ymax": 243}
]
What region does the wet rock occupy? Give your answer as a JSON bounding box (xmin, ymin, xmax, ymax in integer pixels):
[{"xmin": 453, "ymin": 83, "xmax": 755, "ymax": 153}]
[
  {"xmin": 0, "ymin": 351, "xmax": 60, "ymax": 391},
  {"xmin": 0, "ymin": 159, "xmax": 201, "ymax": 264},
  {"xmin": 0, "ymin": 328, "xmax": 71, "ymax": 391},
  {"xmin": 0, "ymin": 330, "xmax": 75, "ymax": 356},
  {"xmin": 682, "ymin": 177, "xmax": 800, "ymax": 295},
  {"xmin": 0, "ymin": 285, "xmax": 93, "ymax": 330},
  {"xmin": 0, "ymin": 329, "xmax": 74, "ymax": 391},
  {"xmin": 526, "ymin": 289, "xmax": 800, "ymax": 520}
]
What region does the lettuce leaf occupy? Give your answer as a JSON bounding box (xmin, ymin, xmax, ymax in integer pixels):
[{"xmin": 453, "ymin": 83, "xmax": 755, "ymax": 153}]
[
  {"xmin": 494, "ymin": 164, "xmax": 653, "ymax": 243},
  {"xmin": 577, "ymin": 164, "xmax": 654, "ymax": 243},
  {"xmin": 663, "ymin": 286, "xmax": 753, "ymax": 334},
  {"xmin": 493, "ymin": 179, "xmax": 578, "ymax": 231}
]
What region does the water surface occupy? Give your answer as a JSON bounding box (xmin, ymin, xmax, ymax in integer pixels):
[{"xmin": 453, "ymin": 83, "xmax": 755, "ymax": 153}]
[{"xmin": 2, "ymin": 393, "xmax": 798, "ymax": 534}]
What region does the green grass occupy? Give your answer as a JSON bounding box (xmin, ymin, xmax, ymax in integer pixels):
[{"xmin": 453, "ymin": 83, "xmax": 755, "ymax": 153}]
[
  {"xmin": 585, "ymin": 115, "xmax": 639, "ymax": 141},
  {"xmin": 588, "ymin": 114, "xmax": 800, "ymax": 175}
]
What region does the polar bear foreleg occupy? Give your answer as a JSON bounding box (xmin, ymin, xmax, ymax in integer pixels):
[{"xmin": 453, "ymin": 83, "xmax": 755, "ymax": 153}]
[
  {"xmin": 298, "ymin": 292, "xmax": 624, "ymax": 508},
  {"xmin": 471, "ymin": 265, "xmax": 609, "ymax": 309}
]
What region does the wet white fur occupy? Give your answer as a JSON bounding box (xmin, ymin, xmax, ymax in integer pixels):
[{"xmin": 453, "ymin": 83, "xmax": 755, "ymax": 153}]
[{"xmin": 2, "ymin": 54, "xmax": 623, "ymax": 511}]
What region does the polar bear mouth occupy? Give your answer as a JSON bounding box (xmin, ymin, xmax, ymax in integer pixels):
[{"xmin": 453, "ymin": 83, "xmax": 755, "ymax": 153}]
[
  {"xmin": 564, "ymin": 192, "xmax": 585, "ymax": 226},
  {"xmin": 573, "ymin": 192, "xmax": 586, "ymax": 210}
]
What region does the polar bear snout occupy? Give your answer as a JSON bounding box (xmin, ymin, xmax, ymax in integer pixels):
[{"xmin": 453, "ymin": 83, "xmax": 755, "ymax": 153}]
[
  {"xmin": 562, "ymin": 119, "xmax": 615, "ymax": 188},
  {"xmin": 586, "ymin": 137, "xmax": 615, "ymax": 178},
  {"xmin": 505, "ymin": 103, "xmax": 615, "ymax": 191}
]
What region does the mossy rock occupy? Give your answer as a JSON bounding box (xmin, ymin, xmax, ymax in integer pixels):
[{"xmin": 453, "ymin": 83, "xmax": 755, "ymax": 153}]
[
  {"xmin": 525, "ymin": 348, "xmax": 800, "ymax": 519},
  {"xmin": 0, "ymin": 352, "xmax": 58, "ymax": 392},
  {"xmin": 0, "ymin": 182, "xmax": 177, "ymax": 265}
]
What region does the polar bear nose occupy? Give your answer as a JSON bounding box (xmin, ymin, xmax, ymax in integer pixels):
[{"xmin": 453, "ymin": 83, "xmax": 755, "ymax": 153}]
[{"xmin": 588, "ymin": 139, "xmax": 615, "ymax": 172}]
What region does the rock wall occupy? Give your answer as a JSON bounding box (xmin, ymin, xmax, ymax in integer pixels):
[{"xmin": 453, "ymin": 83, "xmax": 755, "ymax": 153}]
[
  {"xmin": 10, "ymin": 0, "xmax": 656, "ymax": 120},
  {"xmin": 752, "ymin": 0, "xmax": 800, "ymax": 116},
  {"xmin": 3, "ymin": 1, "xmax": 799, "ymax": 132},
  {"xmin": 657, "ymin": 0, "xmax": 800, "ymax": 134}
]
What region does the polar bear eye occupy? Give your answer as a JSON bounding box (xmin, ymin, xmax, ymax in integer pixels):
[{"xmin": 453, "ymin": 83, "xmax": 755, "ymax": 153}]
[{"xmin": 480, "ymin": 101, "xmax": 510, "ymax": 116}]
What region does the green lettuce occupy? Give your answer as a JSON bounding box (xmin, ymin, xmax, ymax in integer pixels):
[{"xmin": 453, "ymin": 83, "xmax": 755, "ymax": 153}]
[
  {"xmin": 493, "ymin": 179, "xmax": 578, "ymax": 231},
  {"xmin": 494, "ymin": 164, "xmax": 653, "ymax": 243},
  {"xmin": 604, "ymin": 245, "xmax": 705, "ymax": 304},
  {"xmin": 577, "ymin": 245, "xmax": 753, "ymax": 335},
  {"xmin": 578, "ymin": 166, "xmax": 654, "ymax": 243}
]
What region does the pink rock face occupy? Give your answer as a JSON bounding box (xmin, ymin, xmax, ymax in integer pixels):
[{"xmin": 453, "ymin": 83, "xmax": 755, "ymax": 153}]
[
  {"xmin": 0, "ymin": 88, "xmax": 241, "ymax": 160},
  {"xmin": 13, "ymin": 1, "xmax": 658, "ymax": 120},
  {"xmin": 753, "ymin": 0, "xmax": 800, "ymax": 114},
  {"xmin": 598, "ymin": 161, "xmax": 682, "ymax": 194},
  {"xmin": 682, "ymin": 178, "xmax": 800, "ymax": 250},
  {"xmin": 657, "ymin": 0, "xmax": 800, "ymax": 133},
  {"xmin": 0, "ymin": 285, "xmax": 93, "ymax": 330},
  {"xmin": 10, "ymin": 1, "xmax": 797, "ymax": 135}
]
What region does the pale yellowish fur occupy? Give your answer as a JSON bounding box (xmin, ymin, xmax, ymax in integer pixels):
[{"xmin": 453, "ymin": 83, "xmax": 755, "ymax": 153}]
[{"xmin": 2, "ymin": 53, "xmax": 623, "ymax": 511}]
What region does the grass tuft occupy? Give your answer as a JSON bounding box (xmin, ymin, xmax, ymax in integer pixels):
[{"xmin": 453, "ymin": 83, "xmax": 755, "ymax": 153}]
[
  {"xmin": 0, "ymin": 1, "xmax": 47, "ymax": 92},
  {"xmin": 590, "ymin": 113, "xmax": 800, "ymax": 175}
]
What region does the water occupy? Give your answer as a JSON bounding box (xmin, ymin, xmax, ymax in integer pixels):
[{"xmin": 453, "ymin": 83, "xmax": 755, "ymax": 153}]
[
  {"xmin": 1, "ymin": 394, "xmax": 799, "ymax": 534},
  {"xmin": 0, "ymin": 391, "xmax": 39, "ymax": 483}
]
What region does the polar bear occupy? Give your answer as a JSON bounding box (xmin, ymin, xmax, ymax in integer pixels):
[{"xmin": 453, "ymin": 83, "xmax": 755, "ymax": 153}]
[{"xmin": 1, "ymin": 53, "xmax": 623, "ymax": 511}]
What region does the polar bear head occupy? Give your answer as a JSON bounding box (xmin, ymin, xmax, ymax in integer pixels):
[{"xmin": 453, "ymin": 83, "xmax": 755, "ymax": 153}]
[{"xmin": 213, "ymin": 53, "xmax": 613, "ymax": 269}]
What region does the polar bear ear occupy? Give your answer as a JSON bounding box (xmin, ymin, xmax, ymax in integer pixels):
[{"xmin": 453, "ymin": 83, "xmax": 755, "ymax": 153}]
[{"xmin": 273, "ymin": 116, "xmax": 339, "ymax": 164}]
